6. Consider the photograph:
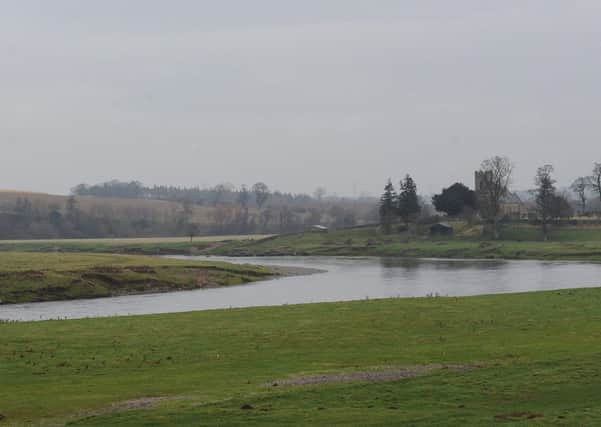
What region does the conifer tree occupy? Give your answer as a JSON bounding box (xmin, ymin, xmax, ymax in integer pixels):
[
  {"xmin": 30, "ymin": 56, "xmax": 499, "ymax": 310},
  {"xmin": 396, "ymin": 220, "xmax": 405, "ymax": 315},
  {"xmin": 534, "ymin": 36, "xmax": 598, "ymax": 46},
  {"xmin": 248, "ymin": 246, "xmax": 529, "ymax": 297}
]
[
  {"xmin": 534, "ymin": 165, "xmax": 556, "ymax": 241},
  {"xmin": 397, "ymin": 174, "xmax": 420, "ymax": 226},
  {"xmin": 379, "ymin": 179, "xmax": 397, "ymax": 234}
]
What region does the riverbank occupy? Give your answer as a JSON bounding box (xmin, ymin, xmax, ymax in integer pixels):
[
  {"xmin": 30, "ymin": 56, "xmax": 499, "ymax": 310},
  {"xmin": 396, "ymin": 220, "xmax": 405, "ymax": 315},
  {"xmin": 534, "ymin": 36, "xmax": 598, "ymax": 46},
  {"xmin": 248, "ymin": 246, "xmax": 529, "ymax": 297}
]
[
  {"xmin": 208, "ymin": 225, "xmax": 601, "ymax": 261},
  {"xmin": 4, "ymin": 226, "xmax": 601, "ymax": 262},
  {"xmin": 2, "ymin": 288, "xmax": 601, "ymax": 425},
  {"xmin": 0, "ymin": 253, "xmax": 274, "ymax": 305}
]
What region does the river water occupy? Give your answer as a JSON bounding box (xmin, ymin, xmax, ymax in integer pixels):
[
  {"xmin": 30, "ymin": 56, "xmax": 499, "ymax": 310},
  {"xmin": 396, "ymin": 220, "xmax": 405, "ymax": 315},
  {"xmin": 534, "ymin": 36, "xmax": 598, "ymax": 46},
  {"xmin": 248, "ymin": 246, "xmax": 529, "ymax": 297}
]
[{"xmin": 2, "ymin": 256, "xmax": 601, "ymax": 321}]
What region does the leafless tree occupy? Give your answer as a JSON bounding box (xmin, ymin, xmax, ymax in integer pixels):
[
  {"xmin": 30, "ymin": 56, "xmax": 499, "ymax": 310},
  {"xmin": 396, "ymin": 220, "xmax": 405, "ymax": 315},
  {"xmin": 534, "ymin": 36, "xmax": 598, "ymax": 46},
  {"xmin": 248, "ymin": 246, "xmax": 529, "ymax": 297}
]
[
  {"xmin": 313, "ymin": 187, "xmax": 327, "ymax": 202},
  {"xmin": 476, "ymin": 156, "xmax": 513, "ymax": 239},
  {"xmin": 212, "ymin": 183, "xmax": 233, "ymax": 207},
  {"xmin": 237, "ymin": 185, "xmax": 250, "ymax": 209},
  {"xmin": 571, "ymin": 177, "xmax": 590, "ymax": 215},
  {"xmin": 212, "ymin": 206, "xmax": 233, "ymax": 233},
  {"xmin": 252, "ymin": 182, "xmax": 271, "ymax": 209},
  {"xmin": 589, "ymin": 163, "xmax": 601, "ymax": 203},
  {"xmin": 260, "ymin": 207, "xmax": 273, "ymax": 232}
]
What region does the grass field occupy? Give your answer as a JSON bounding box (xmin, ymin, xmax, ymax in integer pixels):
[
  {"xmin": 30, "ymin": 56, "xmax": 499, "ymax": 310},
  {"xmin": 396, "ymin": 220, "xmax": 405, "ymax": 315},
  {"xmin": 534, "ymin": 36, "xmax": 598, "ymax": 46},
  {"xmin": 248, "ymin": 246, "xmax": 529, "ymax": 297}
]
[
  {"xmin": 5, "ymin": 225, "xmax": 601, "ymax": 262},
  {"xmin": 210, "ymin": 225, "xmax": 601, "ymax": 261},
  {"xmin": 2, "ymin": 288, "xmax": 601, "ymax": 425},
  {"xmin": 0, "ymin": 253, "xmax": 272, "ymax": 304}
]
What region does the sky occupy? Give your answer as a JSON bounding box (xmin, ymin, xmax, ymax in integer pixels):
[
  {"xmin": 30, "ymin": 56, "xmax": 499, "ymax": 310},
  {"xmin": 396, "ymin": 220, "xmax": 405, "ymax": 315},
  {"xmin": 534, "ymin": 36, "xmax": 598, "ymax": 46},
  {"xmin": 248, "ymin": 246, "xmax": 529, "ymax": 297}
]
[{"xmin": 2, "ymin": 1, "xmax": 600, "ymax": 197}]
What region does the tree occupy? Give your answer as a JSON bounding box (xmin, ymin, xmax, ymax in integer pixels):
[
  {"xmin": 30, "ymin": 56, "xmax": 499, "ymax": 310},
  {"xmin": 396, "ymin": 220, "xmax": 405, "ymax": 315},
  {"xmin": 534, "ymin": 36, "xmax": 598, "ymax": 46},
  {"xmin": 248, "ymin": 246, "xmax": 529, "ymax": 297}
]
[
  {"xmin": 534, "ymin": 165, "xmax": 556, "ymax": 240},
  {"xmin": 313, "ymin": 187, "xmax": 327, "ymax": 202},
  {"xmin": 432, "ymin": 183, "xmax": 476, "ymax": 217},
  {"xmin": 187, "ymin": 223, "xmax": 199, "ymax": 242},
  {"xmin": 589, "ymin": 163, "xmax": 601, "ymax": 203},
  {"xmin": 237, "ymin": 185, "xmax": 250, "ymax": 209},
  {"xmin": 379, "ymin": 179, "xmax": 397, "ymax": 234},
  {"xmin": 571, "ymin": 177, "xmax": 590, "ymax": 215},
  {"xmin": 211, "ymin": 183, "xmax": 234, "ymax": 207},
  {"xmin": 65, "ymin": 196, "xmax": 79, "ymax": 222},
  {"xmin": 260, "ymin": 207, "xmax": 274, "ymax": 232},
  {"xmin": 397, "ymin": 175, "xmax": 420, "ymax": 226},
  {"xmin": 476, "ymin": 156, "xmax": 513, "ymax": 239},
  {"xmin": 551, "ymin": 194, "xmax": 574, "ymax": 219},
  {"xmin": 252, "ymin": 182, "xmax": 271, "ymax": 209}
]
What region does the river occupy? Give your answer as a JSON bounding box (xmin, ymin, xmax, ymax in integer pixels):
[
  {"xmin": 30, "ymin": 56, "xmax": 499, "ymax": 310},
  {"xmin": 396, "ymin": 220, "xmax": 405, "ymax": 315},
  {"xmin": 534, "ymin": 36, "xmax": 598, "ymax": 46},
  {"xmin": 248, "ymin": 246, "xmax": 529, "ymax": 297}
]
[{"xmin": 2, "ymin": 256, "xmax": 601, "ymax": 321}]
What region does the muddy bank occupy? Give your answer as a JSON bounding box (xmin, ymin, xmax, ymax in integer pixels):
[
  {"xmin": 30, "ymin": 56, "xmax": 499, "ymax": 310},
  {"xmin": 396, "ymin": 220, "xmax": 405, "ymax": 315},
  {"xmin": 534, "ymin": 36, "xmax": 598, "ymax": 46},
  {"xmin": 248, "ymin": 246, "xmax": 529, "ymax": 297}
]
[
  {"xmin": 267, "ymin": 265, "xmax": 326, "ymax": 277},
  {"xmin": 0, "ymin": 264, "xmax": 276, "ymax": 305}
]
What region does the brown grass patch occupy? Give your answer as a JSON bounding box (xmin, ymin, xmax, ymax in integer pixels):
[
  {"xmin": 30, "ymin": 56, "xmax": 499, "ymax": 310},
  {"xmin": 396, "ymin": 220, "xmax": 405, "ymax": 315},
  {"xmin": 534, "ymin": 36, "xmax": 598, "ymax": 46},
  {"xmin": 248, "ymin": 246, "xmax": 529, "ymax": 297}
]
[{"xmin": 269, "ymin": 364, "xmax": 474, "ymax": 387}]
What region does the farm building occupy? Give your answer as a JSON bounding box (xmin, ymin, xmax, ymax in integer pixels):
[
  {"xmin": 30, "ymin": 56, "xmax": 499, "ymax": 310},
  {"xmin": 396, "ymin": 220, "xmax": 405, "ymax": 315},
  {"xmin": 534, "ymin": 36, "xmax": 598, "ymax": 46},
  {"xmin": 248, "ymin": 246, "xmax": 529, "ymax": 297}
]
[{"xmin": 430, "ymin": 223, "xmax": 454, "ymax": 236}]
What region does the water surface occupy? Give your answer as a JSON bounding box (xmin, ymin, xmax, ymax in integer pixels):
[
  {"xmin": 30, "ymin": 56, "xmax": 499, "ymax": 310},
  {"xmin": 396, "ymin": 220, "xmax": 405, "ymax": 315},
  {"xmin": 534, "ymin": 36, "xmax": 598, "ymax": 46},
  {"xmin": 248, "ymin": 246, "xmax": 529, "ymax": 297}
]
[{"xmin": 2, "ymin": 256, "xmax": 600, "ymax": 321}]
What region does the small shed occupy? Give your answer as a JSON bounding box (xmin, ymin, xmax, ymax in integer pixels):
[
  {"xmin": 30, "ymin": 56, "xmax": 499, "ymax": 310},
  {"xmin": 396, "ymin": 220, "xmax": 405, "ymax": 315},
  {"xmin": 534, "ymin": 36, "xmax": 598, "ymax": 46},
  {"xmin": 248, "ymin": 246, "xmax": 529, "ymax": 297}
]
[{"xmin": 429, "ymin": 222, "xmax": 454, "ymax": 236}]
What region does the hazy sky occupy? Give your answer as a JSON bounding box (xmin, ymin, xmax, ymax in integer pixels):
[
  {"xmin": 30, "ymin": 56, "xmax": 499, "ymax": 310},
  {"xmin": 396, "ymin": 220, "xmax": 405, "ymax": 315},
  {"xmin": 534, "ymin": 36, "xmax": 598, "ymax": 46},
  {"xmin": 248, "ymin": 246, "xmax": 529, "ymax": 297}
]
[{"xmin": 2, "ymin": 1, "xmax": 600, "ymax": 196}]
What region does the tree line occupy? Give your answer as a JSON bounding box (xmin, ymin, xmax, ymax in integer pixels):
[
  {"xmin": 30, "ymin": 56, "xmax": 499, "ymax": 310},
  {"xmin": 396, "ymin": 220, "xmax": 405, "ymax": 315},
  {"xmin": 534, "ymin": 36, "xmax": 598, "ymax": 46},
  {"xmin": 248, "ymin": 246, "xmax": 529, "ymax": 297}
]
[
  {"xmin": 72, "ymin": 180, "xmax": 348, "ymax": 209},
  {"xmin": 0, "ymin": 187, "xmax": 377, "ymax": 239},
  {"xmin": 379, "ymin": 156, "xmax": 601, "ymax": 240}
]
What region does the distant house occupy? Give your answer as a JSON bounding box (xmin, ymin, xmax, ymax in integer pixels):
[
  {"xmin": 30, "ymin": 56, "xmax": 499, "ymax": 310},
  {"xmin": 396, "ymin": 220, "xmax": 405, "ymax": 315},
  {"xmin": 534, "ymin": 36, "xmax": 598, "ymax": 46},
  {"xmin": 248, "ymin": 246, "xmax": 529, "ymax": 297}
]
[
  {"xmin": 474, "ymin": 171, "xmax": 529, "ymax": 220},
  {"xmin": 500, "ymin": 192, "xmax": 527, "ymax": 219},
  {"xmin": 311, "ymin": 225, "xmax": 329, "ymax": 233},
  {"xmin": 430, "ymin": 223, "xmax": 454, "ymax": 236}
]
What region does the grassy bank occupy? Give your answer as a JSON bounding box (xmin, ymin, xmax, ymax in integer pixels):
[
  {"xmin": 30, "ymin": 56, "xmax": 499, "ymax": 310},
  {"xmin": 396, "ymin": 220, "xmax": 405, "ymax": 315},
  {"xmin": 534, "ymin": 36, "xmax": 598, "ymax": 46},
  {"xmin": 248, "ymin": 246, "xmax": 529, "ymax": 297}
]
[
  {"xmin": 0, "ymin": 235, "xmax": 269, "ymax": 256},
  {"xmin": 2, "ymin": 288, "xmax": 601, "ymax": 425},
  {"xmin": 210, "ymin": 225, "xmax": 601, "ymax": 261},
  {"xmin": 0, "ymin": 253, "xmax": 272, "ymax": 305},
  {"xmin": 4, "ymin": 226, "xmax": 601, "ymax": 262}
]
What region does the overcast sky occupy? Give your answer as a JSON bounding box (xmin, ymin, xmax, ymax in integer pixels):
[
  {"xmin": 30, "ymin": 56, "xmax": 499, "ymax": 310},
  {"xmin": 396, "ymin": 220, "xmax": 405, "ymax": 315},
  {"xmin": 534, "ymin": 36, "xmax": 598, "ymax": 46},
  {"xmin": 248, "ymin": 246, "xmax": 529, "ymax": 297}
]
[{"xmin": 2, "ymin": 1, "xmax": 600, "ymax": 197}]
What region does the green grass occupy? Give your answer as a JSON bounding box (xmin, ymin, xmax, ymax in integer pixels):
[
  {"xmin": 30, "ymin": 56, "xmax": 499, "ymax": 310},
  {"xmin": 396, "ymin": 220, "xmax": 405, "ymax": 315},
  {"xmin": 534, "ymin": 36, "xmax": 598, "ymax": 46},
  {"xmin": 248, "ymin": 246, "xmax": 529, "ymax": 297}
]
[
  {"xmin": 2, "ymin": 289, "xmax": 601, "ymax": 425},
  {"xmin": 0, "ymin": 235, "xmax": 270, "ymax": 255},
  {"xmin": 5, "ymin": 226, "xmax": 601, "ymax": 262},
  {"xmin": 210, "ymin": 225, "xmax": 601, "ymax": 261},
  {"xmin": 0, "ymin": 253, "xmax": 272, "ymax": 304}
]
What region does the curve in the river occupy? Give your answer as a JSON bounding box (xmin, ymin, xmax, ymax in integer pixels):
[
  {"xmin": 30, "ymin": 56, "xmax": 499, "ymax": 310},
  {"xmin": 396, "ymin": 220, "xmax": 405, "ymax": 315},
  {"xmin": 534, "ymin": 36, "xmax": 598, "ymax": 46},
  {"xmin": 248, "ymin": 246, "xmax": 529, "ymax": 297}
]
[{"xmin": 2, "ymin": 256, "xmax": 601, "ymax": 321}]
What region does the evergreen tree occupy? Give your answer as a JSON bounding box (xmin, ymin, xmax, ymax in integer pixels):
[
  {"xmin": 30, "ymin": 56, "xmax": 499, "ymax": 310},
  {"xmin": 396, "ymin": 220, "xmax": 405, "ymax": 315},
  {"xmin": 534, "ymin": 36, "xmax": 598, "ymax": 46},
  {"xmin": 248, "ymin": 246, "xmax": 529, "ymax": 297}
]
[
  {"xmin": 534, "ymin": 165, "xmax": 556, "ymax": 240},
  {"xmin": 379, "ymin": 179, "xmax": 397, "ymax": 234},
  {"xmin": 397, "ymin": 175, "xmax": 421, "ymax": 226}
]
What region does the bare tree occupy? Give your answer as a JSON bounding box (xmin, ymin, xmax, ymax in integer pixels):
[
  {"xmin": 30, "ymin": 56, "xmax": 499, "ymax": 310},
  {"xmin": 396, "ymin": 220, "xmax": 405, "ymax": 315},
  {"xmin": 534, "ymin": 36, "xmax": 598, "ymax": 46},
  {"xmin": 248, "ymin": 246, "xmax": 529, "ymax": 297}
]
[
  {"xmin": 534, "ymin": 165, "xmax": 556, "ymax": 241},
  {"xmin": 237, "ymin": 185, "xmax": 250, "ymax": 209},
  {"xmin": 590, "ymin": 163, "xmax": 601, "ymax": 203},
  {"xmin": 252, "ymin": 182, "xmax": 271, "ymax": 209},
  {"xmin": 551, "ymin": 193, "xmax": 574, "ymax": 219},
  {"xmin": 476, "ymin": 156, "xmax": 513, "ymax": 239},
  {"xmin": 571, "ymin": 177, "xmax": 590, "ymax": 215},
  {"xmin": 260, "ymin": 207, "xmax": 273, "ymax": 232},
  {"xmin": 212, "ymin": 206, "xmax": 233, "ymax": 233},
  {"xmin": 187, "ymin": 223, "xmax": 199, "ymax": 242},
  {"xmin": 313, "ymin": 187, "xmax": 327, "ymax": 202},
  {"xmin": 212, "ymin": 183, "xmax": 234, "ymax": 207}
]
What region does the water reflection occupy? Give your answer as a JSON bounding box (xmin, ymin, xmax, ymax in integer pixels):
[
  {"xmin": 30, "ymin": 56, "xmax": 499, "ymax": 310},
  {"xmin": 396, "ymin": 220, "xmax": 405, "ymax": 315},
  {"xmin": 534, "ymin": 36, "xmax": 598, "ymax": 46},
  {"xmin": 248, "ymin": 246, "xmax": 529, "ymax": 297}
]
[{"xmin": 379, "ymin": 257, "xmax": 508, "ymax": 271}]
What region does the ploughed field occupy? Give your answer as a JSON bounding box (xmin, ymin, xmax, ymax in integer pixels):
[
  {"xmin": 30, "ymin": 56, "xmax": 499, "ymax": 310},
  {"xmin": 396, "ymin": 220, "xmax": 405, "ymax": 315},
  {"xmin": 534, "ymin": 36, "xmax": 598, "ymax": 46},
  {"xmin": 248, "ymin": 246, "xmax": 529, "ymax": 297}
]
[
  {"xmin": 0, "ymin": 253, "xmax": 272, "ymax": 304},
  {"xmin": 2, "ymin": 289, "xmax": 601, "ymax": 425}
]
